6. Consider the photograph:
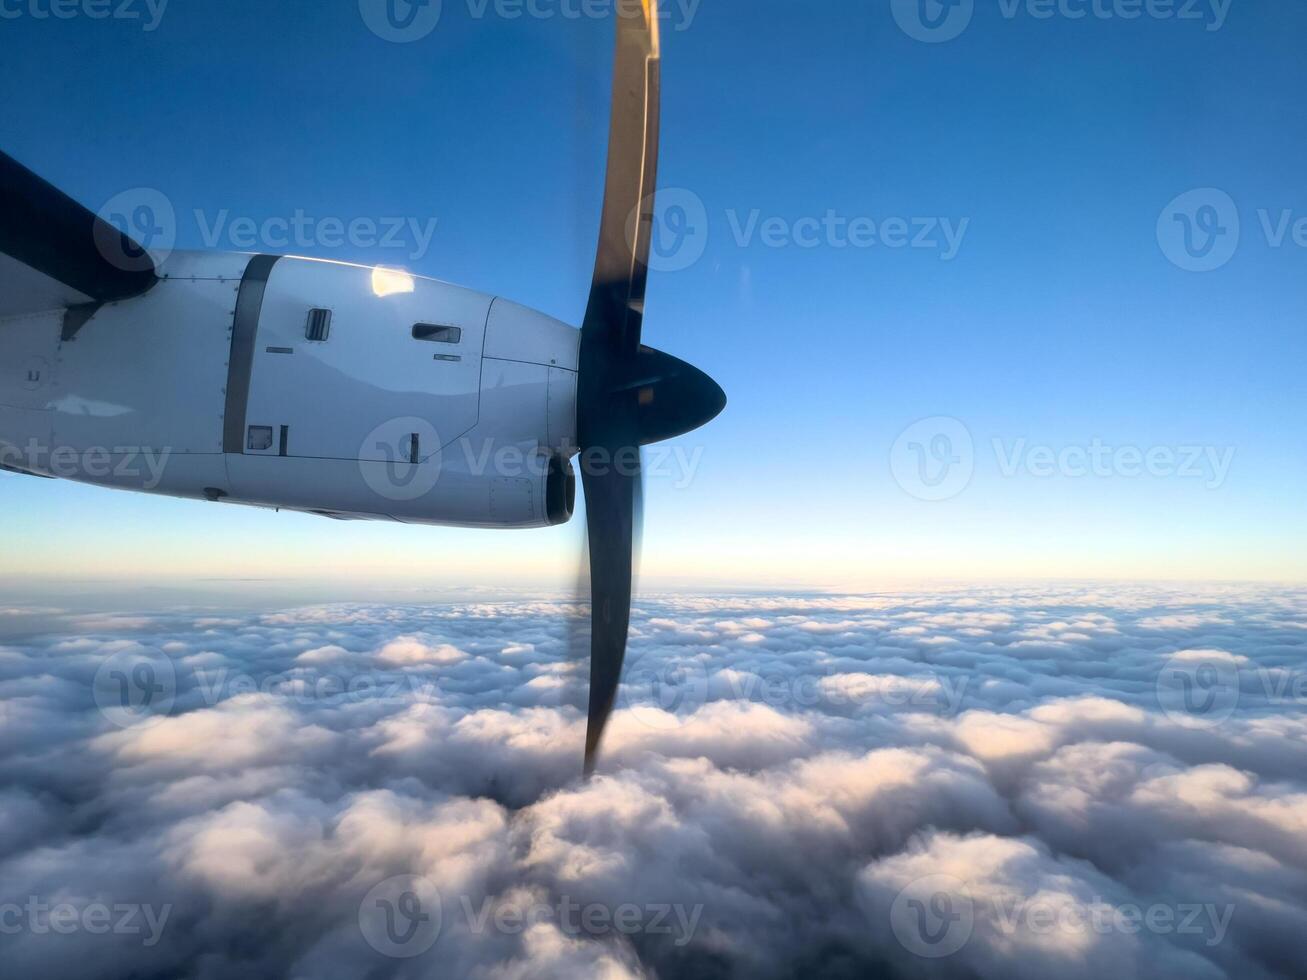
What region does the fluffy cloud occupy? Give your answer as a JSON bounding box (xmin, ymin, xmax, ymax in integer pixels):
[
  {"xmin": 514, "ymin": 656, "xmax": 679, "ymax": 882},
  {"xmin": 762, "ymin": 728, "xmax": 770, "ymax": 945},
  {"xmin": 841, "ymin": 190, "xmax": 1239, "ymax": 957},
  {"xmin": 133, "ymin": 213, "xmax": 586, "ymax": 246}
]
[
  {"xmin": 0, "ymin": 585, "xmax": 1303, "ymax": 978},
  {"xmin": 376, "ymin": 636, "xmax": 469, "ymax": 667}
]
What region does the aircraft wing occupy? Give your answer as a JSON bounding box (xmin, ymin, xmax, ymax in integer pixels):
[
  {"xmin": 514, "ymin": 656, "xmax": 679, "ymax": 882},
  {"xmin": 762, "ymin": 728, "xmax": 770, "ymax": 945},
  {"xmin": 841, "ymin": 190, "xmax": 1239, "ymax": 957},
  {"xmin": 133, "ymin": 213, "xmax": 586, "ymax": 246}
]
[{"xmin": 0, "ymin": 149, "xmax": 157, "ymax": 320}]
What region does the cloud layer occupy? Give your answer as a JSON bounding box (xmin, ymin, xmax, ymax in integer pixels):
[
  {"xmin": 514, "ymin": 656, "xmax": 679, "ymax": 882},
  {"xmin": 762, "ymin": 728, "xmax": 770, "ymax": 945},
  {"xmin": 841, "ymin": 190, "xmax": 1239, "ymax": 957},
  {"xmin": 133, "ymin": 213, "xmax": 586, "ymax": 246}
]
[{"xmin": 0, "ymin": 584, "xmax": 1304, "ymax": 978}]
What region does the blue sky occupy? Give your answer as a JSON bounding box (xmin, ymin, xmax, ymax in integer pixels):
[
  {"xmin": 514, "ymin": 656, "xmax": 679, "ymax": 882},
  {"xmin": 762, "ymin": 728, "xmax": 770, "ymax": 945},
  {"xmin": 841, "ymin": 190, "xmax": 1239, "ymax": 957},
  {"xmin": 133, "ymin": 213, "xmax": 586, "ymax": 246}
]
[{"xmin": 2, "ymin": 0, "xmax": 1304, "ymax": 586}]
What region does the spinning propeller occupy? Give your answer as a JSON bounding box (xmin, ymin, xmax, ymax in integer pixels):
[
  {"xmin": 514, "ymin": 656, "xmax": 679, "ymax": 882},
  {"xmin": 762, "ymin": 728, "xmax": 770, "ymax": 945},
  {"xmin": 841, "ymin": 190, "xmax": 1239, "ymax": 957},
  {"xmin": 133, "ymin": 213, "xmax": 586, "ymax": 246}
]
[{"xmin": 575, "ymin": 0, "xmax": 726, "ymax": 775}]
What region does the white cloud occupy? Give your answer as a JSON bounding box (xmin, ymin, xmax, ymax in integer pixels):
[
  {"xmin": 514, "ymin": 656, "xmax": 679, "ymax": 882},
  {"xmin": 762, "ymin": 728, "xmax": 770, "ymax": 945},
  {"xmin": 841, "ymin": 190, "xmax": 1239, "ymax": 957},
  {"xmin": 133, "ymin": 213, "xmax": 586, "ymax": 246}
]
[
  {"xmin": 0, "ymin": 585, "xmax": 1304, "ymax": 978},
  {"xmin": 297, "ymin": 644, "xmax": 352, "ymax": 664},
  {"xmin": 376, "ymin": 636, "xmax": 468, "ymax": 667}
]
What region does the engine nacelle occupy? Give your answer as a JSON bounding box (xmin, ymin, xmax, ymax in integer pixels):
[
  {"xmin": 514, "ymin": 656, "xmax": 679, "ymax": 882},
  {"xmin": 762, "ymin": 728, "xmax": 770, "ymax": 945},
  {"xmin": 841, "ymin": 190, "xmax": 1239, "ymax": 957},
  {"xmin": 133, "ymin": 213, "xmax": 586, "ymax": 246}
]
[{"xmin": 0, "ymin": 252, "xmax": 579, "ymax": 528}]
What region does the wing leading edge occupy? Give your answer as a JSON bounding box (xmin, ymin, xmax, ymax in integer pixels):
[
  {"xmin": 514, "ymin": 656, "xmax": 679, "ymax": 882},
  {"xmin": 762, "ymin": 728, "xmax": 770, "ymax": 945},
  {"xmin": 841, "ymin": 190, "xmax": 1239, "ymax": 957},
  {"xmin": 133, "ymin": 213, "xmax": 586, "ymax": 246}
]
[{"xmin": 0, "ymin": 150, "xmax": 157, "ymax": 320}]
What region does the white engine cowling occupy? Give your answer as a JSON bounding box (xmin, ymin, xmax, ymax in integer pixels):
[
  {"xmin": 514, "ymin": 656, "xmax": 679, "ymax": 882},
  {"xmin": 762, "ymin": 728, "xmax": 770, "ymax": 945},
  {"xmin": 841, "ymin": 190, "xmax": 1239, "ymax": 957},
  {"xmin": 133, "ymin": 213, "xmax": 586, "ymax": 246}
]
[{"xmin": 0, "ymin": 252, "xmax": 579, "ymax": 528}]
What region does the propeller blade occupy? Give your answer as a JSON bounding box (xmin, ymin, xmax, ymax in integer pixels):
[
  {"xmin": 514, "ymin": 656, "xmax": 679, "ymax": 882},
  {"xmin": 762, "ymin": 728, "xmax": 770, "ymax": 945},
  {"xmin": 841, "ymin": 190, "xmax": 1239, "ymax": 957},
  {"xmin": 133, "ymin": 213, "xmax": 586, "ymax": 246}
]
[
  {"xmin": 575, "ymin": 1, "xmax": 662, "ymax": 775},
  {"xmin": 578, "ymin": 0, "xmax": 661, "ymax": 361},
  {"xmin": 581, "ymin": 440, "xmax": 643, "ymax": 776}
]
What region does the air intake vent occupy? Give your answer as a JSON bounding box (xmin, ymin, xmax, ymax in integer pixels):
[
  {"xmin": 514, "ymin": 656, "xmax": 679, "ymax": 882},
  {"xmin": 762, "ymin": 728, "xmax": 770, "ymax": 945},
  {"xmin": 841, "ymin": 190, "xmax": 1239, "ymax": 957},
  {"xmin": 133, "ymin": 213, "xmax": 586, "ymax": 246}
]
[
  {"xmin": 305, "ymin": 308, "xmax": 332, "ymax": 342},
  {"xmin": 413, "ymin": 323, "xmax": 461, "ymax": 344}
]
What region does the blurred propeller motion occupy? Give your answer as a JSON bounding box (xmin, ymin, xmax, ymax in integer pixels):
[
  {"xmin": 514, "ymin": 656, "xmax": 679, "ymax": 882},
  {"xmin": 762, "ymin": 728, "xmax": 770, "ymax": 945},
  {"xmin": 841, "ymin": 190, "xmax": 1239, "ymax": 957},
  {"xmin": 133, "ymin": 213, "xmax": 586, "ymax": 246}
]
[{"xmin": 575, "ymin": 0, "xmax": 726, "ymax": 775}]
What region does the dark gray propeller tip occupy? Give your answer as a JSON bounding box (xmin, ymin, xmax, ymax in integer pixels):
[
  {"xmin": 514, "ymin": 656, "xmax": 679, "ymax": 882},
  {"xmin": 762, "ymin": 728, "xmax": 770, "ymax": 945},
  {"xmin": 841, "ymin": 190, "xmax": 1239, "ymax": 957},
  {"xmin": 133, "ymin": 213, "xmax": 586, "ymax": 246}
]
[{"xmin": 575, "ymin": 0, "xmax": 725, "ymax": 777}]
